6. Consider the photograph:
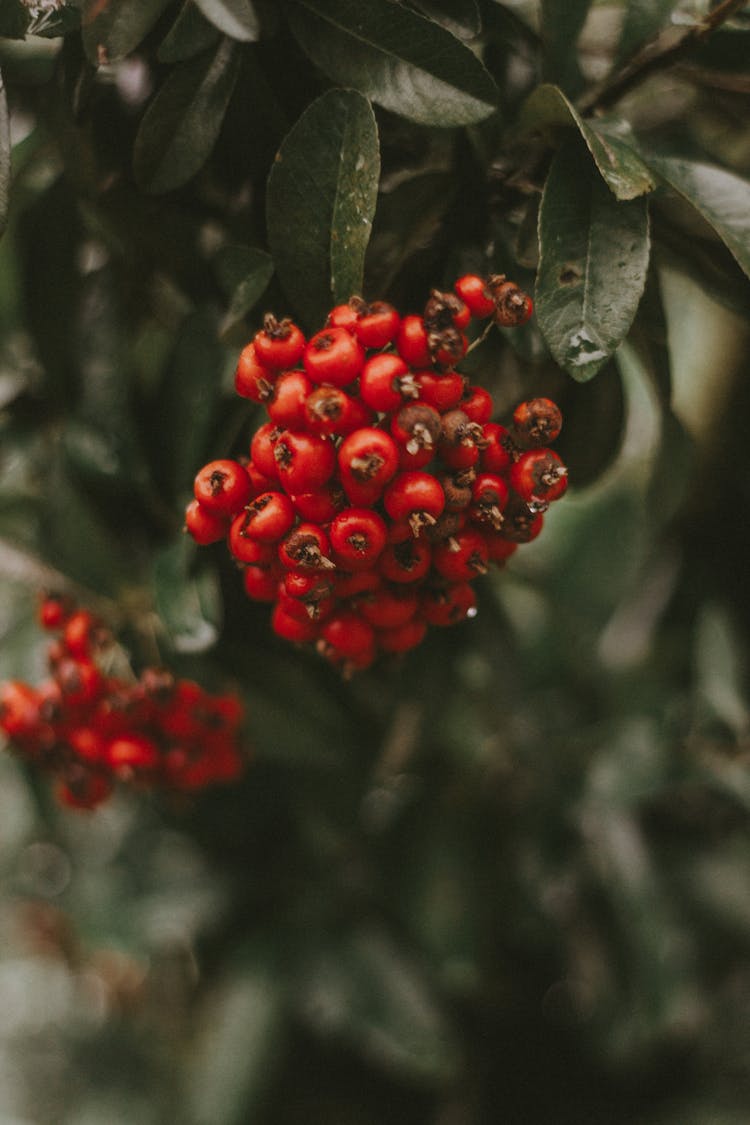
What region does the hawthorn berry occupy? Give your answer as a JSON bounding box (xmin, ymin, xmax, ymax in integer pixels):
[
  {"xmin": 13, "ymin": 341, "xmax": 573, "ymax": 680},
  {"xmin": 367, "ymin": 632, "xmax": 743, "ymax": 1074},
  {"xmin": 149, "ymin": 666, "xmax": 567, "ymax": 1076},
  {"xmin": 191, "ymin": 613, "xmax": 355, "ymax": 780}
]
[
  {"xmin": 194, "ymin": 460, "xmax": 252, "ymax": 516},
  {"xmin": 304, "ymin": 326, "xmax": 365, "ymax": 387},
  {"xmin": 254, "ymin": 314, "xmax": 306, "ymax": 369},
  {"xmin": 510, "ymin": 449, "xmax": 568, "ymax": 503}
]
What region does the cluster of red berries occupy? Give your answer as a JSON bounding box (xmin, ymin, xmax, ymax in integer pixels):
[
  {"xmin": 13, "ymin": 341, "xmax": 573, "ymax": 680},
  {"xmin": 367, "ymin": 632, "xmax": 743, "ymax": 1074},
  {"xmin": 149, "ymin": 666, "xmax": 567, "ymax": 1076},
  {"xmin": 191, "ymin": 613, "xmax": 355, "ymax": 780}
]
[
  {"xmin": 0, "ymin": 597, "xmax": 245, "ymax": 810},
  {"xmin": 185, "ymin": 274, "xmax": 567, "ymax": 673}
]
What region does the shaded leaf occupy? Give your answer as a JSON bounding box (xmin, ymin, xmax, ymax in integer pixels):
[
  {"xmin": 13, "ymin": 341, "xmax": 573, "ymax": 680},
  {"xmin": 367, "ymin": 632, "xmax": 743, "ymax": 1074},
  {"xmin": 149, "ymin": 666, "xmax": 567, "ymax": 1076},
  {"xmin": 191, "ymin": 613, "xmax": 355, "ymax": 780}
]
[
  {"xmin": 519, "ymin": 84, "xmax": 655, "ymax": 200},
  {"xmin": 214, "ymin": 244, "xmax": 273, "ymax": 334},
  {"xmin": 536, "ymin": 136, "xmax": 650, "ymax": 381},
  {"xmin": 540, "ymin": 0, "xmax": 592, "ymax": 96},
  {"xmin": 153, "ymin": 537, "xmax": 221, "ymax": 655},
  {"xmin": 267, "ymin": 88, "xmax": 379, "ymax": 328},
  {"xmin": 616, "ymin": 0, "xmax": 679, "ymax": 64},
  {"xmin": 688, "ymin": 26, "xmax": 750, "ymax": 73},
  {"xmin": 81, "ymin": 0, "xmax": 173, "ymax": 64},
  {"xmin": 134, "ymin": 38, "xmax": 242, "ymax": 194},
  {"xmin": 285, "ymin": 0, "xmax": 498, "ymax": 127},
  {"xmin": 158, "ymin": 1, "xmax": 221, "ymax": 62},
  {"xmin": 0, "ymin": 2, "xmax": 29, "ymax": 39},
  {"xmin": 193, "ymin": 0, "xmax": 261, "ymax": 42},
  {"xmin": 407, "ymin": 0, "xmax": 481, "ymax": 41},
  {"xmin": 0, "ymin": 74, "xmax": 9, "ymax": 240},
  {"xmin": 365, "ymin": 170, "xmax": 456, "ymax": 296},
  {"xmin": 645, "ymin": 155, "xmax": 750, "ymax": 281}
]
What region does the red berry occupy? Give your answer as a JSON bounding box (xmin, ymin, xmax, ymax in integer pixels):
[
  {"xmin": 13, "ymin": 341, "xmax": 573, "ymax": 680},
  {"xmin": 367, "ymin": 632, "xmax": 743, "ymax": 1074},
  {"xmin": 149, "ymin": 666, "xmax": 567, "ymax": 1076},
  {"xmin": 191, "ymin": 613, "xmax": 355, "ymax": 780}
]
[
  {"xmin": 454, "ymin": 274, "xmax": 495, "ymax": 318},
  {"xmin": 278, "ymin": 523, "xmax": 334, "ymax": 571},
  {"xmin": 414, "ymin": 370, "xmax": 465, "ymax": 413},
  {"xmin": 338, "ymin": 427, "xmax": 399, "ymax": 504},
  {"xmin": 390, "ymin": 402, "xmax": 442, "ymax": 460},
  {"xmin": 271, "ymin": 602, "xmax": 319, "ymax": 643},
  {"xmin": 432, "ymin": 528, "xmax": 489, "ymax": 582},
  {"xmin": 383, "ymin": 471, "xmax": 446, "ymax": 537},
  {"xmin": 359, "ymin": 353, "xmax": 418, "ymax": 414},
  {"xmin": 38, "ymin": 594, "xmax": 72, "ymax": 631},
  {"xmin": 0, "ymin": 680, "xmax": 43, "ymax": 744},
  {"xmin": 421, "ymin": 582, "xmax": 477, "ymax": 627},
  {"xmin": 396, "ymin": 315, "xmax": 431, "ymax": 367},
  {"xmin": 250, "ymin": 422, "xmax": 282, "ymax": 480},
  {"xmin": 326, "ymin": 303, "xmax": 359, "ymax": 333},
  {"xmin": 480, "ymin": 423, "xmax": 514, "ymax": 474},
  {"xmin": 106, "ymin": 733, "xmax": 160, "ymax": 773},
  {"xmin": 231, "ymin": 491, "xmax": 295, "ymax": 544},
  {"xmin": 379, "ymin": 539, "xmax": 432, "ymax": 584},
  {"xmin": 329, "ymin": 508, "xmax": 388, "ymax": 570},
  {"xmin": 334, "ymin": 569, "xmax": 382, "ymax": 599},
  {"xmin": 377, "ymin": 617, "xmax": 427, "ymax": 654},
  {"xmin": 358, "ymin": 587, "xmax": 418, "ymax": 630},
  {"xmin": 512, "ymin": 398, "xmax": 563, "ymax": 447},
  {"xmin": 352, "ymin": 299, "xmax": 400, "ymax": 349},
  {"xmin": 63, "ymin": 610, "xmax": 101, "ymax": 659},
  {"xmin": 185, "ymin": 499, "xmax": 229, "ymax": 545},
  {"xmin": 470, "ymin": 472, "xmax": 509, "ymax": 530},
  {"xmin": 242, "ymin": 564, "xmax": 280, "ymax": 602},
  {"xmin": 267, "ymin": 370, "xmax": 313, "ymax": 430},
  {"xmin": 320, "ymin": 611, "xmax": 375, "ymax": 659},
  {"xmin": 291, "ymin": 484, "xmax": 345, "ymax": 524},
  {"xmin": 510, "ymin": 448, "xmax": 568, "ymax": 503},
  {"xmin": 274, "ymin": 430, "xmax": 336, "ymax": 494},
  {"xmin": 234, "ymin": 343, "xmax": 276, "ymax": 402},
  {"xmin": 304, "ymin": 385, "xmax": 359, "ymax": 437},
  {"xmin": 460, "ymin": 385, "xmax": 493, "ymax": 425},
  {"xmin": 303, "ymin": 327, "xmax": 365, "ymax": 387},
  {"xmin": 194, "ymin": 459, "xmax": 252, "ymax": 516},
  {"xmin": 253, "ymin": 315, "xmax": 306, "ymax": 369}
]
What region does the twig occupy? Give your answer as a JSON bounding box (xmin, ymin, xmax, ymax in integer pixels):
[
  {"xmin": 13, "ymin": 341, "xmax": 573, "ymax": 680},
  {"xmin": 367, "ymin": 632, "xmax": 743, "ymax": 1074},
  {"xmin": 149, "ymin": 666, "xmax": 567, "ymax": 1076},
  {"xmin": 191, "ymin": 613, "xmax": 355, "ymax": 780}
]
[{"xmin": 578, "ymin": 0, "xmax": 749, "ymax": 114}]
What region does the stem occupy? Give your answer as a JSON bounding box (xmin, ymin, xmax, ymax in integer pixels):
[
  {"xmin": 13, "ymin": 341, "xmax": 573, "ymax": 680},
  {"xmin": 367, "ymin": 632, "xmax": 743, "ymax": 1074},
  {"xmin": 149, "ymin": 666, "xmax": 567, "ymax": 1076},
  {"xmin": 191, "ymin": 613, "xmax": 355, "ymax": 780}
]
[
  {"xmin": 465, "ymin": 318, "xmax": 495, "ymax": 355},
  {"xmin": 578, "ymin": 0, "xmax": 748, "ymax": 114}
]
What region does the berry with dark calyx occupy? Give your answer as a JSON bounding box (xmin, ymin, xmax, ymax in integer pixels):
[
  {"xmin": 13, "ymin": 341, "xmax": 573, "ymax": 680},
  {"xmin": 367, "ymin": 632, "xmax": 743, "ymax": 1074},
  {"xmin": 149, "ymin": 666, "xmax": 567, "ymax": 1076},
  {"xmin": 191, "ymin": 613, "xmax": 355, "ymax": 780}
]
[
  {"xmin": 276, "ymin": 588, "xmax": 333, "ymax": 625},
  {"xmin": 384, "ymin": 471, "xmax": 446, "ymax": 537},
  {"xmin": 470, "ymin": 473, "xmax": 509, "ymax": 531},
  {"xmin": 304, "ymin": 386, "xmax": 359, "ymax": 437},
  {"xmin": 359, "ymin": 353, "xmax": 419, "ymax": 414},
  {"xmin": 274, "ymin": 430, "xmax": 336, "ymax": 494},
  {"xmin": 303, "ymin": 326, "xmax": 365, "ymax": 387},
  {"xmin": 329, "ymin": 508, "xmax": 388, "ymax": 570},
  {"xmin": 338, "ymin": 427, "xmax": 399, "ymax": 504},
  {"xmin": 254, "ymin": 314, "xmax": 306, "ymax": 370},
  {"xmin": 396, "ymin": 315, "xmax": 431, "ymax": 368},
  {"xmin": 488, "ymin": 277, "xmax": 534, "ymax": 327},
  {"xmin": 232, "ymin": 491, "xmax": 295, "ymax": 544},
  {"xmin": 390, "ymin": 402, "xmax": 442, "ymax": 461},
  {"xmin": 349, "ymin": 297, "xmax": 400, "ymax": 349},
  {"xmin": 326, "ymin": 303, "xmax": 359, "ymax": 333},
  {"xmin": 292, "ymin": 483, "xmax": 345, "ymax": 524},
  {"xmin": 421, "ymin": 582, "xmax": 477, "ymax": 627},
  {"xmin": 423, "ymin": 289, "xmax": 469, "ymax": 367},
  {"xmin": 234, "ymin": 343, "xmax": 276, "ymax": 402},
  {"xmin": 278, "ymin": 523, "xmax": 335, "ymax": 571},
  {"xmin": 510, "ymin": 449, "xmax": 568, "ymax": 503},
  {"xmin": 267, "ymin": 370, "xmax": 313, "ymax": 431},
  {"xmin": 500, "ymin": 501, "xmax": 545, "ymax": 543},
  {"xmin": 283, "ymin": 570, "xmax": 334, "ymax": 607},
  {"xmin": 194, "ymin": 459, "xmax": 252, "ymax": 517},
  {"xmin": 439, "ymin": 470, "xmax": 474, "ymax": 512},
  {"xmin": 512, "ymin": 398, "xmax": 563, "ymax": 447},
  {"xmin": 454, "ymin": 274, "xmax": 496, "ymax": 319},
  {"xmin": 250, "ymin": 422, "xmax": 282, "ymax": 480},
  {"xmin": 433, "ymin": 528, "xmax": 489, "ymax": 582},
  {"xmin": 379, "ymin": 538, "xmax": 432, "ymax": 584},
  {"xmin": 439, "ymin": 409, "xmax": 484, "ymax": 470}
]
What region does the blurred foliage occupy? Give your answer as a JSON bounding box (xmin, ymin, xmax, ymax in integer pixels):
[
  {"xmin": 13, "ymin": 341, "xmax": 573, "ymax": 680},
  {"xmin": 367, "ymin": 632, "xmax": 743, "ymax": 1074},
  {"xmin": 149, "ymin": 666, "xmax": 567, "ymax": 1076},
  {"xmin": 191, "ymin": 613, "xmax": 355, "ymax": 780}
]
[{"xmin": 0, "ymin": 1, "xmax": 749, "ymax": 1122}]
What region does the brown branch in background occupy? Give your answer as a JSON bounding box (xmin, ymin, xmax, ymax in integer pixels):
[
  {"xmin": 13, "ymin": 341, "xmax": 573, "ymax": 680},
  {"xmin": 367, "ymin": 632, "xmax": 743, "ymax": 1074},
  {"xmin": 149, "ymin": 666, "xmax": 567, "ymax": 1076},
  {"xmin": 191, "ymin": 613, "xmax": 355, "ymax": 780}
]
[{"xmin": 578, "ymin": 0, "xmax": 749, "ymax": 114}]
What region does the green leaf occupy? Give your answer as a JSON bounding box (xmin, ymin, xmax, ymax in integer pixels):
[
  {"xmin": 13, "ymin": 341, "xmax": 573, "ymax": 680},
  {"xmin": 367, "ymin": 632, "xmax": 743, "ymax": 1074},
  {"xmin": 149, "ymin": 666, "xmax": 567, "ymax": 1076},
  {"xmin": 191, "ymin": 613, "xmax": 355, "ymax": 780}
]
[
  {"xmin": 285, "ymin": 0, "xmax": 498, "ymax": 127},
  {"xmin": 153, "ymin": 537, "xmax": 221, "ymax": 655},
  {"xmin": 0, "ymin": 1, "xmax": 29, "ymax": 39},
  {"xmin": 134, "ymin": 38, "xmax": 242, "ymax": 194},
  {"xmin": 193, "ymin": 0, "xmax": 261, "ymax": 42},
  {"xmin": 158, "ymin": 1, "xmax": 221, "ymax": 62},
  {"xmin": 365, "ymin": 170, "xmax": 457, "ymax": 296},
  {"xmin": 536, "ymin": 136, "xmax": 650, "ymax": 381},
  {"xmin": 519, "ymin": 84, "xmax": 655, "ymax": 200},
  {"xmin": 0, "ymin": 74, "xmax": 9, "ymax": 240},
  {"xmin": 616, "ymin": 0, "xmax": 678, "ymax": 64},
  {"xmin": 645, "ymin": 155, "xmax": 750, "ymax": 281},
  {"xmin": 407, "ymin": 0, "xmax": 481, "ymax": 41},
  {"xmin": 213, "ymin": 244, "xmax": 273, "ymax": 334},
  {"xmin": 540, "ymin": 0, "xmax": 592, "ymax": 96},
  {"xmin": 81, "ymin": 0, "xmax": 173, "ymax": 64},
  {"xmin": 266, "ymin": 89, "xmax": 379, "ymax": 328}
]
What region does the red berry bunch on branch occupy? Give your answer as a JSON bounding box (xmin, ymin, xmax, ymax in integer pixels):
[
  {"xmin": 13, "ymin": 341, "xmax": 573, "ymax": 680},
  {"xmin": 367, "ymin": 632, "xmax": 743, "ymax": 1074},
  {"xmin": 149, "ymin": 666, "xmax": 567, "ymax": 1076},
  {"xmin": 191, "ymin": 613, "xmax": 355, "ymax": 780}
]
[
  {"xmin": 0, "ymin": 597, "xmax": 245, "ymax": 810},
  {"xmin": 186, "ymin": 275, "xmax": 566, "ymax": 673}
]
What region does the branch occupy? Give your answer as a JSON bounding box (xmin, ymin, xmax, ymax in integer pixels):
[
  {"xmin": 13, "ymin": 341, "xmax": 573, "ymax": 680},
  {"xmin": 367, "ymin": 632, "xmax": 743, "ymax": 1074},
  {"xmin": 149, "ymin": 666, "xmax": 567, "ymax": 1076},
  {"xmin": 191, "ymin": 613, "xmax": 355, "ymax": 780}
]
[{"xmin": 578, "ymin": 0, "xmax": 749, "ymax": 114}]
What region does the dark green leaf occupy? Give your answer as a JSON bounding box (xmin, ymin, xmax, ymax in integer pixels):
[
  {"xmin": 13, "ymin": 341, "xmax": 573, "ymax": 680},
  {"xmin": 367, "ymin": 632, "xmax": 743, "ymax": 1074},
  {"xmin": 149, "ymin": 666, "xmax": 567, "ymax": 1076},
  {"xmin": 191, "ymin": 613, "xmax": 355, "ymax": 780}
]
[
  {"xmin": 193, "ymin": 0, "xmax": 261, "ymax": 42},
  {"xmin": 0, "ymin": 74, "xmax": 9, "ymax": 240},
  {"xmin": 285, "ymin": 0, "xmax": 498, "ymax": 127},
  {"xmin": 519, "ymin": 85, "xmax": 655, "ymax": 200},
  {"xmin": 616, "ymin": 0, "xmax": 679, "ymax": 64},
  {"xmin": 134, "ymin": 38, "xmax": 242, "ymax": 194},
  {"xmin": 536, "ymin": 137, "xmax": 650, "ymax": 381},
  {"xmin": 266, "ymin": 88, "xmax": 379, "ymax": 327},
  {"xmin": 81, "ymin": 0, "xmax": 173, "ymax": 64},
  {"xmin": 688, "ymin": 27, "xmax": 750, "ymax": 73},
  {"xmin": 407, "ymin": 0, "xmax": 481, "ymax": 41},
  {"xmin": 646, "ymin": 155, "xmax": 750, "ymax": 281},
  {"xmin": 158, "ymin": 1, "xmax": 221, "ymax": 62},
  {"xmin": 153, "ymin": 537, "xmax": 221, "ymax": 654},
  {"xmin": 540, "ymin": 0, "xmax": 592, "ymax": 96},
  {"xmin": 214, "ymin": 244, "xmax": 273, "ymax": 334},
  {"xmin": 365, "ymin": 170, "xmax": 456, "ymax": 296},
  {"xmin": 0, "ymin": 1, "xmax": 29, "ymax": 39}
]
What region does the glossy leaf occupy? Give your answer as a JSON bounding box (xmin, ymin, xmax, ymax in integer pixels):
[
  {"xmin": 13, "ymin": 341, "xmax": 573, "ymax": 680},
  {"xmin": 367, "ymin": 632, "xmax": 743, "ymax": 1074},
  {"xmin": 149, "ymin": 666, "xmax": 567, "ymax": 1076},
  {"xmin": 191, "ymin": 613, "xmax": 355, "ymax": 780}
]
[
  {"xmin": 408, "ymin": 0, "xmax": 481, "ymax": 41},
  {"xmin": 0, "ymin": 74, "xmax": 9, "ymax": 240},
  {"xmin": 153, "ymin": 538, "xmax": 221, "ymax": 655},
  {"xmin": 214, "ymin": 244, "xmax": 273, "ymax": 335},
  {"xmin": 536, "ymin": 137, "xmax": 650, "ymax": 381},
  {"xmin": 81, "ymin": 0, "xmax": 173, "ymax": 64},
  {"xmin": 193, "ymin": 0, "xmax": 261, "ymax": 42},
  {"xmin": 267, "ymin": 89, "xmax": 379, "ymax": 328},
  {"xmin": 158, "ymin": 1, "xmax": 221, "ymax": 62},
  {"xmin": 540, "ymin": 0, "xmax": 592, "ymax": 95},
  {"xmin": 646, "ymin": 155, "xmax": 750, "ymax": 281},
  {"xmin": 519, "ymin": 84, "xmax": 655, "ymax": 200},
  {"xmin": 285, "ymin": 0, "xmax": 498, "ymax": 127},
  {"xmin": 134, "ymin": 38, "xmax": 242, "ymax": 194},
  {"xmin": 616, "ymin": 0, "xmax": 678, "ymax": 64}
]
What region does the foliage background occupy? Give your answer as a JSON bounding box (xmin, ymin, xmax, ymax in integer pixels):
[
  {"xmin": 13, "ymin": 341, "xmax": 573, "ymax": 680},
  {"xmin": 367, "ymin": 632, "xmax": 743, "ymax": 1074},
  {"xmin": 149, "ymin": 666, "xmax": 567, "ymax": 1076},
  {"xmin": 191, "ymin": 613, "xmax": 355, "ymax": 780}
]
[{"xmin": 0, "ymin": 1, "xmax": 749, "ymax": 1122}]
